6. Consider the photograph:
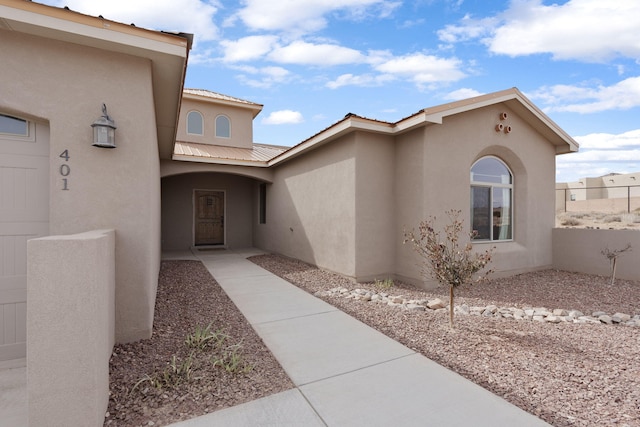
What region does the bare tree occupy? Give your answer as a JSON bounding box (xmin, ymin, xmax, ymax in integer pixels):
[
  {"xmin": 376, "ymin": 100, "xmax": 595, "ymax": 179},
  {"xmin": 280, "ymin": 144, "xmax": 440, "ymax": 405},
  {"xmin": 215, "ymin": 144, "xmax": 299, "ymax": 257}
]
[
  {"xmin": 403, "ymin": 210, "xmax": 494, "ymax": 328},
  {"xmin": 601, "ymin": 244, "xmax": 632, "ymax": 285}
]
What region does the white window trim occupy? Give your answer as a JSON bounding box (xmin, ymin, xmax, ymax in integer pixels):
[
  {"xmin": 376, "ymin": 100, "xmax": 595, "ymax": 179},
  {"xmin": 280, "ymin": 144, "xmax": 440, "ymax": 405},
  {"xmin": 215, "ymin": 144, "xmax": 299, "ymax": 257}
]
[
  {"xmin": 0, "ymin": 113, "xmax": 36, "ymax": 143},
  {"xmin": 471, "ymin": 156, "xmax": 514, "ymax": 242},
  {"xmin": 186, "ymin": 110, "xmax": 204, "ymax": 136},
  {"xmin": 215, "ymin": 114, "xmax": 231, "ymax": 139}
]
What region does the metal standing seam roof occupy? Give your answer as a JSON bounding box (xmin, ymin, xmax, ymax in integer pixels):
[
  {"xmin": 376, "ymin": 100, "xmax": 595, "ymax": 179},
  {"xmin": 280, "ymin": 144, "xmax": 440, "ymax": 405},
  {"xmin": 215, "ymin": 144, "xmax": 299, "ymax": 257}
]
[
  {"xmin": 173, "ymin": 141, "xmax": 288, "ymax": 165},
  {"xmin": 183, "ymin": 88, "xmax": 263, "ymax": 107}
]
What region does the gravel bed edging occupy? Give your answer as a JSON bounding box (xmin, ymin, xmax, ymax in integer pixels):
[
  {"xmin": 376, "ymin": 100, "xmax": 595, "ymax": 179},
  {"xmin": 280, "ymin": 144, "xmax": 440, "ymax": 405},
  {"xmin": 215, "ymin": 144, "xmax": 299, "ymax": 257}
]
[{"xmin": 317, "ymin": 287, "xmax": 640, "ymax": 326}]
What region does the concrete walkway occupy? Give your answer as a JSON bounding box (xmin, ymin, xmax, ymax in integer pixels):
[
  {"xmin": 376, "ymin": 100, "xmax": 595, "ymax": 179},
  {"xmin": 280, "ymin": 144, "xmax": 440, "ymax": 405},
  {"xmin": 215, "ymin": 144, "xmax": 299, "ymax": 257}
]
[{"xmin": 167, "ymin": 249, "xmax": 550, "ymax": 427}]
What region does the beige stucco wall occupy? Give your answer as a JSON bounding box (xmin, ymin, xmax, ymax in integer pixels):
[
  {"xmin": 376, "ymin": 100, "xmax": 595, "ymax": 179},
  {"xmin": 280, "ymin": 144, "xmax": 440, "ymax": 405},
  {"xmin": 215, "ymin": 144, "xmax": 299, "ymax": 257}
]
[
  {"xmin": 257, "ymin": 104, "xmax": 559, "ymax": 286},
  {"xmin": 177, "ymin": 97, "xmax": 254, "ymax": 149},
  {"xmin": 395, "ymin": 104, "xmax": 557, "ymax": 287},
  {"xmin": 161, "ymin": 173, "xmax": 255, "ymax": 250},
  {"xmin": 553, "ymin": 228, "xmax": 640, "ymax": 280},
  {"xmin": 27, "ymin": 229, "xmax": 115, "ymax": 427},
  {"xmin": 353, "ymin": 132, "xmax": 397, "ymax": 280},
  {"xmin": 254, "ymin": 136, "xmax": 358, "ymax": 276},
  {"xmin": 2, "ymin": 29, "xmax": 161, "ymax": 342}
]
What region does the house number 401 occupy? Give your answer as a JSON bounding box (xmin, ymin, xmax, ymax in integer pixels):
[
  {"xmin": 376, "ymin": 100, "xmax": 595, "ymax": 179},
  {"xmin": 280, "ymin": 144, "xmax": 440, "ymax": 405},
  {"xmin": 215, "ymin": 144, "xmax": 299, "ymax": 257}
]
[{"xmin": 59, "ymin": 149, "xmax": 70, "ymax": 190}]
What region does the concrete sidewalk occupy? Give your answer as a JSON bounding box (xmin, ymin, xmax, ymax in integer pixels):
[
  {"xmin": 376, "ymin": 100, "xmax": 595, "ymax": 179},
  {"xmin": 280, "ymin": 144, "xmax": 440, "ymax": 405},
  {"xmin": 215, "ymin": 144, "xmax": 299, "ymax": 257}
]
[{"xmin": 167, "ymin": 249, "xmax": 550, "ymax": 427}]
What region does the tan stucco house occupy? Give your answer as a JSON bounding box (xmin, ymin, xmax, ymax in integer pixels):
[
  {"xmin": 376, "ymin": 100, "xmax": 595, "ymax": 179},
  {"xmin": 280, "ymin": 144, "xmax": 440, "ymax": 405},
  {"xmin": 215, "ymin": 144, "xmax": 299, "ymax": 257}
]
[{"xmin": 1, "ymin": 0, "xmax": 579, "ymax": 368}]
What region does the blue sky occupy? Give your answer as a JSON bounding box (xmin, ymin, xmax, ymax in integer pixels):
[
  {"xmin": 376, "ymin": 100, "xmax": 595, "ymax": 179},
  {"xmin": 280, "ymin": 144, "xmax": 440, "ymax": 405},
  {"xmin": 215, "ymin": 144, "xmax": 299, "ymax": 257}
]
[{"xmin": 42, "ymin": 0, "xmax": 640, "ymax": 182}]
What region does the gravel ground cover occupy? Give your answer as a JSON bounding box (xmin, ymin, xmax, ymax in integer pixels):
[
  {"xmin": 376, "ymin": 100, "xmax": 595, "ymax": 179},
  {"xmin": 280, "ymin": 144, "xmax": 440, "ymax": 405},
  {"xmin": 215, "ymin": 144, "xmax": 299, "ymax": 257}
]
[
  {"xmin": 105, "ymin": 260, "xmax": 293, "ymax": 426},
  {"xmin": 249, "ymin": 254, "xmax": 640, "ymax": 427}
]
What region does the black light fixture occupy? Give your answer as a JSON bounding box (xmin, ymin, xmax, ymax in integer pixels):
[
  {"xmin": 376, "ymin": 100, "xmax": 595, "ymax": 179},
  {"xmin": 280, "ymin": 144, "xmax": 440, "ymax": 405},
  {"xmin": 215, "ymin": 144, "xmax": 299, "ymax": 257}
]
[{"xmin": 91, "ymin": 103, "xmax": 116, "ymax": 148}]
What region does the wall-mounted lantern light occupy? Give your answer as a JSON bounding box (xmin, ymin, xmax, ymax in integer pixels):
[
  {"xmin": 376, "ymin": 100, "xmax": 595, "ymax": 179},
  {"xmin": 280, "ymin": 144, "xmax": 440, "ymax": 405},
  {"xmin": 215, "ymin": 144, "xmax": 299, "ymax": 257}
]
[{"xmin": 91, "ymin": 103, "xmax": 116, "ymax": 148}]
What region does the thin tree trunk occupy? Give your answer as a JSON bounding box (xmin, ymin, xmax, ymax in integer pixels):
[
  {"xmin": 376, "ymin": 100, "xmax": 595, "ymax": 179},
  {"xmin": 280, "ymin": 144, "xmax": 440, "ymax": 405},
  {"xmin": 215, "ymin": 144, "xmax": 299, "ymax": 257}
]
[
  {"xmin": 611, "ymin": 258, "xmax": 617, "ymax": 286},
  {"xmin": 449, "ymin": 284, "xmax": 454, "ymax": 328}
]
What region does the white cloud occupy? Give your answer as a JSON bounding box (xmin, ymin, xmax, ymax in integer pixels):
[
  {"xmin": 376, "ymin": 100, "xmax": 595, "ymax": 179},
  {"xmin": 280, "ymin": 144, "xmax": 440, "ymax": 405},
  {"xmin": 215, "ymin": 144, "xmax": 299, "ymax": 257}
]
[
  {"xmin": 444, "ymin": 88, "xmax": 484, "ymax": 101},
  {"xmin": 374, "ymin": 53, "xmax": 466, "ymax": 86},
  {"xmin": 53, "ymin": 0, "xmax": 220, "ymax": 42},
  {"xmin": 220, "ymin": 36, "xmax": 279, "ymax": 62},
  {"xmin": 326, "ymin": 73, "xmax": 394, "ymax": 89},
  {"xmin": 233, "ymin": 65, "xmax": 292, "ymax": 89},
  {"xmin": 235, "ymin": 0, "xmax": 398, "ymax": 34},
  {"xmin": 575, "ymin": 129, "xmax": 640, "ymax": 150},
  {"xmin": 530, "ymin": 76, "xmax": 640, "ymax": 113},
  {"xmin": 268, "ymin": 41, "xmax": 365, "ymax": 66},
  {"xmin": 438, "ymin": 0, "xmax": 640, "ymax": 63},
  {"xmin": 262, "ymin": 110, "xmax": 305, "ymax": 125},
  {"xmin": 490, "ymin": 0, "xmax": 640, "ymax": 61},
  {"xmin": 556, "ymin": 129, "xmax": 640, "ymax": 181}
]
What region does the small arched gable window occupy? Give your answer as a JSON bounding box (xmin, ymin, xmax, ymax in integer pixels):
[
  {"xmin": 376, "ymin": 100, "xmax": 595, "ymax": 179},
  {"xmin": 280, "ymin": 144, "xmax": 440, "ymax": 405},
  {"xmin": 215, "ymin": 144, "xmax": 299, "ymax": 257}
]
[
  {"xmin": 470, "ymin": 156, "xmax": 513, "ymax": 241},
  {"xmin": 215, "ymin": 115, "xmax": 230, "ymax": 138},
  {"xmin": 186, "ymin": 111, "xmax": 203, "ymax": 135}
]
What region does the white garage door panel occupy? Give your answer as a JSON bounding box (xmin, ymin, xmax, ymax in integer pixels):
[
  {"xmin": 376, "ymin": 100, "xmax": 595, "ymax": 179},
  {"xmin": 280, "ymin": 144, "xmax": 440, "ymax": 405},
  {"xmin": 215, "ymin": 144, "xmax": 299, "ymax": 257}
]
[{"xmin": 0, "ymin": 119, "xmax": 49, "ymax": 361}]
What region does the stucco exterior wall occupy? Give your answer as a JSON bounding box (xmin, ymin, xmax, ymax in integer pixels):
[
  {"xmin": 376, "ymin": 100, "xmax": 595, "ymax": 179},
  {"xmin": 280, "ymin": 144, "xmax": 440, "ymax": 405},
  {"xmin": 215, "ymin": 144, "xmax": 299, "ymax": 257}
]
[
  {"xmin": 353, "ymin": 132, "xmax": 396, "ymax": 281},
  {"xmin": 27, "ymin": 229, "xmax": 115, "ymax": 427},
  {"xmin": 161, "ymin": 173, "xmax": 254, "ymax": 250},
  {"xmin": 395, "ymin": 105, "xmax": 556, "ymax": 288},
  {"xmin": 2, "ymin": 29, "xmax": 161, "ymax": 342},
  {"xmin": 254, "ymin": 136, "xmax": 357, "ymax": 276},
  {"xmin": 177, "ymin": 98, "xmax": 254, "ymax": 149},
  {"xmin": 553, "ymin": 228, "xmax": 640, "ymax": 280}
]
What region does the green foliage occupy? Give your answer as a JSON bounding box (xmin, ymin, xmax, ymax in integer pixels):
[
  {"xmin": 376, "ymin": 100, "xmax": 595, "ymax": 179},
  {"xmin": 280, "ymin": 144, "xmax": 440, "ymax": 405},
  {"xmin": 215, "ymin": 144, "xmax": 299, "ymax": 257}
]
[
  {"xmin": 212, "ymin": 343, "xmax": 254, "ymax": 374},
  {"xmin": 403, "ymin": 210, "xmax": 494, "ymax": 327},
  {"xmin": 132, "ymin": 324, "xmax": 252, "ymax": 394},
  {"xmin": 374, "ymin": 278, "xmax": 395, "ymax": 289},
  {"xmin": 185, "ymin": 323, "xmax": 228, "ymax": 350}
]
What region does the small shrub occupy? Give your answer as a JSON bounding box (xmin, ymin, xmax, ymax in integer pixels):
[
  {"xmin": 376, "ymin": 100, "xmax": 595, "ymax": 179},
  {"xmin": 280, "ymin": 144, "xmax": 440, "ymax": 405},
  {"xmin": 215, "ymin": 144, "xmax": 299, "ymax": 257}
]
[
  {"xmin": 603, "ymin": 215, "xmax": 622, "ymax": 223},
  {"xmin": 374, "ymin": 278, "xmax": 395, "ymax": 289},
  {"xmin": 403, "ymin": 210, "xmax": 494, "ymax": 328},
  {"xmin": 601, "ymin": 244, "xmax": 632, "ymax": 285},
  {"xmin": 185, "ymin": 323, "xmax": 228, "ymax": 350},
  {"xmin": 212, "ymin": 343, "xmax": 253, "ymax": 374},
  {"xmin": 561, "ymin": 218, "xmax": 582, "ymax": 226}
]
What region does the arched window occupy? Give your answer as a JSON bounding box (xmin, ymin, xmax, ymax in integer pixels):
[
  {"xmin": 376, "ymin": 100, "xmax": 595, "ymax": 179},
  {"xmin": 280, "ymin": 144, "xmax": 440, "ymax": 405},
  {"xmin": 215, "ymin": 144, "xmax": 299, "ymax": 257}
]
[
  {"xmin": 471, "ymin": 156, "xmax": 513, "ymax": 241},
  {"xmin": 215, "ymin": 115, "xmax": 230, "ymax": 138},
  {"xmin": 186, "ymin": 111, "xmax": 203, "ymax": 135}
]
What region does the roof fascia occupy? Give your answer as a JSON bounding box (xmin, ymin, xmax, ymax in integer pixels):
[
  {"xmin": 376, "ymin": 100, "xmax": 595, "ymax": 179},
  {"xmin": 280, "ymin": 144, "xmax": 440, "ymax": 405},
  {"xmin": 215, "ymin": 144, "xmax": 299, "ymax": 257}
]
[
  {"xmin": 268, "ymin": 116, "xmax": 393, "ymax": 166},
  {"xmin": 183, "ymin": 92, "xmax": 264, "ymax": 118},
  {"xmin": 172, "ymin": 153, "xmax": 269, "ymax": 168}
]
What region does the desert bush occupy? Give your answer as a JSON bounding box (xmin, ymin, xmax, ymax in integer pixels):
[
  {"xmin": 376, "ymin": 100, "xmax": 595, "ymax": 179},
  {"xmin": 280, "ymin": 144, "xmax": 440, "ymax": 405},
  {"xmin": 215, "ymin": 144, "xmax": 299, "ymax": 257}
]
[
  {"xmin": 403, "ymin": 210, "xmax": 494, "ymax": 328},
  {"xmin": 561, "ymin": 218, "xmax": 582, "ymax": 226},
  {"xmin": 601, "ymin": 244, "xmax": 632, "ymax": 285},
  {"xmin": 603, "ymin": 215, "xmax": 622, "ymax": 223}
]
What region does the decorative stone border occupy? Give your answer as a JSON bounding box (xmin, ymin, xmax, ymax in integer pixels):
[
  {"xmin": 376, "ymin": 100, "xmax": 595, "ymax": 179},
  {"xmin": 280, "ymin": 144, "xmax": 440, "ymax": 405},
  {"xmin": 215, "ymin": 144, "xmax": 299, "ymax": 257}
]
[{"xmin": 314, "ymin": 287, "xmax": 640, "ymax": 327}]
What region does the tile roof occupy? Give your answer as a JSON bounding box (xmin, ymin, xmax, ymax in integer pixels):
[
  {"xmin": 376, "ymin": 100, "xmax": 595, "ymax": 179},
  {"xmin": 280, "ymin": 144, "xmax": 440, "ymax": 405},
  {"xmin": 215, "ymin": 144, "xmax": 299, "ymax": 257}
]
[{"xmin": 173, "ymin": 141, "xmax": 287, "ymax": 165}]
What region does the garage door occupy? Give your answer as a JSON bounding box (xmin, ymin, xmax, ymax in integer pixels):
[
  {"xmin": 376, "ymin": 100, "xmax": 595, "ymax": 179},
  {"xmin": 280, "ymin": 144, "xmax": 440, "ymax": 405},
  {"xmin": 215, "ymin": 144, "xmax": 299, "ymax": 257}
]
[{"xmin": 0, "ymin": 113, "xmax": 49, "ymax": 361}]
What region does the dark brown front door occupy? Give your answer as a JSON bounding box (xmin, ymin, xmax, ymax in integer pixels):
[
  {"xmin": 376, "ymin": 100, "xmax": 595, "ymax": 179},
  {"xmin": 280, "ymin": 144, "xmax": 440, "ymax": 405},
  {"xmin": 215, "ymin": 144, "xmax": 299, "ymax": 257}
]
[{"xmin": 194, "ymin": 190, "xmax": 224, "ymax": 246}]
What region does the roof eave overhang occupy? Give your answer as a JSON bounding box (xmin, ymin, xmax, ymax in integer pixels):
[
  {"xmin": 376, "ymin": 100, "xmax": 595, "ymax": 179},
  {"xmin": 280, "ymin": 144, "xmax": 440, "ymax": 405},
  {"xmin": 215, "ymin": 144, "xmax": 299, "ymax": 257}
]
[
  {"xmin": 0, "ymin": 1, "xmax": 191, "ymax": 160},
  {"xmin": 269, "ymin": 116, "xmax": 394, "ymax": 166},
  {"xmin": 172, "ymin": 154, "xmax": 269, "ymax": 168},
  {"xmin": 182, "ymin": 92, "xmax": 264, "ymax": 118}
]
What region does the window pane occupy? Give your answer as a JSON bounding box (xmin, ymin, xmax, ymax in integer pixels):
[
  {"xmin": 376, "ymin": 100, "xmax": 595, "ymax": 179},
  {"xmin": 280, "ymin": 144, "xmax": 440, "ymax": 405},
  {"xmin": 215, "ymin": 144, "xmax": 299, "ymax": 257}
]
[
  {"xmin": 0, "ymin": 114, "xmax": 28, "ymax": 136},
  {"xmin": 471, "ymin": 157, "xmax": 511, "ymax": 184},
  {"xmin": 187, "ymin": 111, "xmax": 203, "ymax": 135},
  {"xmin": 471, "ymin": 186, "xmax": 491, "ymax": 239},
  {"xmin": 492, "ymin": 187, "xmax": 512, "ymax": 240},
  {"xmin": 216, "ymin": 116, "xmax": 230, "ymax": 138}
]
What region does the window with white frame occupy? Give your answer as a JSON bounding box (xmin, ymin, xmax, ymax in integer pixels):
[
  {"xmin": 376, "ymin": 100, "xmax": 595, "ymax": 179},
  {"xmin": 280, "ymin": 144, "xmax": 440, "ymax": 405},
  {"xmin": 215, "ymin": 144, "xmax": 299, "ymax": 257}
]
[
  {"xmin": 186, "ymin": 111, "xmax": 203, "ymax": 135},
  {"xmin": 471, "ymin": 156, "xmax": 513, "ymax": 241},
  {"xmin": 215, "ymin": 115, "xmax": 230, "ymax": 138}
]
